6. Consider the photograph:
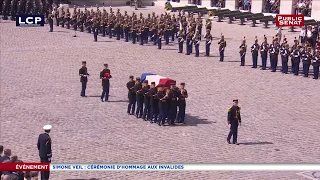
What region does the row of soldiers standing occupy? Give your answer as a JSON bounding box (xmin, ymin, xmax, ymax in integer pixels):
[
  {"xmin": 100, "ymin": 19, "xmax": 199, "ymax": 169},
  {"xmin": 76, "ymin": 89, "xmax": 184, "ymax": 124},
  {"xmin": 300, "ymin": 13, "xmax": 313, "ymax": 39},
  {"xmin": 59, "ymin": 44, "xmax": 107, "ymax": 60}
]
[
  {"xmin": 126, "ymin": 77, "xmax": 188, "ymax": 126},
  {"xmin": 1, "ymin": 0, "xmax": 52, "ymax": 20},
  {"xmin": 238, "ymin": 35, "xmax": 320, "ymax": 79},
  {"xmin": 48, "ymin": 6, "xmax": 229, "ymax": 58}
]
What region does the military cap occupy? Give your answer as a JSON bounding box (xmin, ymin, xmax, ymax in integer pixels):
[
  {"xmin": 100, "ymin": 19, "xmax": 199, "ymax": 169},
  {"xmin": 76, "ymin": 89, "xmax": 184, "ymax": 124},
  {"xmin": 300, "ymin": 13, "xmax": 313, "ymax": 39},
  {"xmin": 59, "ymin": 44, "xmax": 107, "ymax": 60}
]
[
  {"xmin": 129, "ymin": 75, "xmax": 134, "ymax": 78},
  {"xmin": 143, "ymin": 80, "xmax": 148, "ymax": 83},
  {"xmin": 43, "ymin": 124, "xmax": 52, "ymax": 130},
  {"xmin": 136, "ymin": 77, "xmax": 140, "ymax": 80},
  {"xmin": 82, "ymin": 61, "xmax": 86, "ymax": 64},
  {"xmin": 151, "ymin": 82, "xmax": 156, "ymax": 85},
  {"xmin": 180, "ymin": 82, "xmax": 185, "ymax": 85},
  {"xmin": 233, "ymin": 99, "xmax": 238, "ymax": 102},
  {"xmin": 104, "ymin": 63, "xmax": 108, "ymax": 66}
]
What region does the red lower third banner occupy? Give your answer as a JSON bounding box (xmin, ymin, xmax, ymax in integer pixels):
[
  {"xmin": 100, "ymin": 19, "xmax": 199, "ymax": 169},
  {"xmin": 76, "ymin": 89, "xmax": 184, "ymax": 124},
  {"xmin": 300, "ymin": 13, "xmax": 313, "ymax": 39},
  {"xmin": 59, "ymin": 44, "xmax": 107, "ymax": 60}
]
[{"xmin": 0, "ymin": 163, "xmax": 50, "ymax": 171}]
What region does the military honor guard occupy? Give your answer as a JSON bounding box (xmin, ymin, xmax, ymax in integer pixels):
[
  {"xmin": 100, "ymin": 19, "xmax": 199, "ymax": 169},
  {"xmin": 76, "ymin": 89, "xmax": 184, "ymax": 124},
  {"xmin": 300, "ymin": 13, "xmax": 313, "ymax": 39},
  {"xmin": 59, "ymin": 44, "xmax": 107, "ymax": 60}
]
[
  {"xmin": 157, "ymin": 28, "xmax": 163, "ymax": 49},
  {"xmin": 48, "ymin": 10, "xmax": 54, "ymax": 32},
  {"xmin": 269, "ymin": 38, "xmax": 279, "ymax": 72},
  {"xmin": 251, "ymin": 36, "xmax": 260, "ymax": 68},
  {"xmin": 185, "ymin": 29, "xmax": 193, "ymax": 55},
  {"xmin": 218, "ymin": 34, "xmax": 226, "ymax": 61},
  {"xmin": 177, "ymin": 82, "xmax": 187, "ymax": 124},
  {"xmin": 260, "ymin": 35, "xmax": 269, "ymax": 70},
  {"xmin": 100, "ymin": 64, "xmax": 112, "ymax": 102},
  {"xmin": 193, "ymin": 30, "xmax": 201, "ymax": 57},
  {"xmin": 291, "ymin": 44, "xmax": 301, "ymax": 76},
  {"xmin": 127, "ymin": 75, "xmax": 136, "ymax": 115},
  {"xmin": 239, "ymin": 37, "xmax": 247, "ymax": 66},
  {"xmin": 227, "ymin": 100, "xmax": 241, "ymax": 145},
  {"xmin": 93, "ymin": 19, "xmax": 98, "ymax": 42},
  {"xmin": 178, "ymin": 29, "xmax": 185, "ymax": 53},
  {"xmin": 280, "ymin": 44, "xmax": 290, "ymax": 74},
  {"xmin": 291, "ymin": 38, "xmax": 299, "ymax": 73},
  {"xmin": 168, "ymin": 83, "xmax": 178, "ymax": 125},
  {"xmin": 312, "ymin": 50, "xmax": 320, "ymax": 79},
  {"xmin": 204, "ymin": 29, "xmax": 212, "ymax": 57},
  {"xmin": 302, "ymin": 47, "xmax": 312, "ymax": 77},
  {"xmin": 79, "ymin": 61, "xmax": 89, "ymax": 97},
  {"xmin": 37, "ymin": 125, "xmax": 52, "ymax": 180}
]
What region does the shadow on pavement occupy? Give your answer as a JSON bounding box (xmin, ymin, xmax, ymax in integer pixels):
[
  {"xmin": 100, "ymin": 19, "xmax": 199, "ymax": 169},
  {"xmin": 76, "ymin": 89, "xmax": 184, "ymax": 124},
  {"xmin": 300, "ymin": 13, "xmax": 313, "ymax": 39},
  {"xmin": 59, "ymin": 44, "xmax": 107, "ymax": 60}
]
[
  {"xmin": 239, "ymin": 141, "xmax": 273, "ymax": 145},
  {"xmin": 179, "ymin": 114, "xmax": 214, "ymax": 126}
]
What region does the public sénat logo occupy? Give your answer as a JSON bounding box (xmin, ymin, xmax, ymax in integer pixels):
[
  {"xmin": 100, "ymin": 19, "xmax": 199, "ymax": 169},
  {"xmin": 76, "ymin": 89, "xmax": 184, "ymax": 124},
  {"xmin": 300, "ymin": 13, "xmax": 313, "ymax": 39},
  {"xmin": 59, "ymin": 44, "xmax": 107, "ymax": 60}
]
[
  {"xmin": 276, "ymin": 14, "xmax": 304, "ymax": 27},
  {"xmin": 16, "ymin": 15, "xmax": 44, "ymax": 27}
]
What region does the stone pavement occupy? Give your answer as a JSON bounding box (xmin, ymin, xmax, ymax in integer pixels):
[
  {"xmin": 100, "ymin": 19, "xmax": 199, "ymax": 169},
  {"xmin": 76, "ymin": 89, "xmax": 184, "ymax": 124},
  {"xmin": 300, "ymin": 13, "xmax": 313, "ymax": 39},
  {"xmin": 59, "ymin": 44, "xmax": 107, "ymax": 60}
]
[{"xmin": 1, "ymin": 6, "xmax": 320, "ymax": 180}]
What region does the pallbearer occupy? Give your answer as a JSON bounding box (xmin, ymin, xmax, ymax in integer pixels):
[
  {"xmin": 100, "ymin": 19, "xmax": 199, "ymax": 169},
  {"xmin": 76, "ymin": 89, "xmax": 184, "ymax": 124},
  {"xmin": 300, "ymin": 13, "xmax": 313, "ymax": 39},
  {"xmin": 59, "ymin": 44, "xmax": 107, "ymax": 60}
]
[
  {"xmin": 134, "ymin": 78, "xmax": 144, "ymax": 118},
  {"xmin": 260, "ymin": 35, "xmax": 269, "ymax": 70},
  {"xmin": 158, "ymin": 85, "xmax": 168, "ymax": 126},
  {"xmin": 168, "ymin": 83, "xmax": 178, "ymax": 125},
  {"xmin": 204, "ymin": 29, "xmax": 212, "ymax": 57},
  {"xmin": 251, "ymin": 36, "xmax": 260, "ymax": 68},
  {"xmin": 193, "ymin": 30, "xmax": 201, "ymax": 57},
  {"xmin": 149, "ymin": 82, "xmax": 159, "ymax": 123},
  {"xmin": 178, "ymin": 29, "xmax": 185, "ymax": 53},
  {"xmin": 218, "ymin": 34, "xmax": 226, "ymax": 61},
  {"xmin": 239, "ymin": 37, "xmax": 247, "ymax": 66},
  {"xmin": 177, "ymin": 82, "xmax": 188, "ymax": 124},
  {"xmin": 142, "ymin": 80, "xmax": 151, "ymax": 121},
  {"xmin": 127, "ymin": 75, "xmax": 136, "ymax": 115}
]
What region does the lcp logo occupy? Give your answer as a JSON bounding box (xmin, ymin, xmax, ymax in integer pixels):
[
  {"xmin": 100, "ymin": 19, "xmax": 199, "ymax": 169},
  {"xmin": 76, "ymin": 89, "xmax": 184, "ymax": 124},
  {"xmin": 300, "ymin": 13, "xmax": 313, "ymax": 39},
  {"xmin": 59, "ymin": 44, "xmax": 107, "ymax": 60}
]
[{"xmin": 16, "ymin": 15, "xmax": 44, "ymax": 27}]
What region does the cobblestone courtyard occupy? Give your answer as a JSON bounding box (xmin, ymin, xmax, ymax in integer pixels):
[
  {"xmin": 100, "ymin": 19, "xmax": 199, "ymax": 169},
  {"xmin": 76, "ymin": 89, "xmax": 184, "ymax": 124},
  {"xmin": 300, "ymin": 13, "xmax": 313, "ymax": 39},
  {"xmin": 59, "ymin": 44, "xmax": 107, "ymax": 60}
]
[{"xmin": 1, "ymin": 6, "xmax": 320, "ymax": 180}]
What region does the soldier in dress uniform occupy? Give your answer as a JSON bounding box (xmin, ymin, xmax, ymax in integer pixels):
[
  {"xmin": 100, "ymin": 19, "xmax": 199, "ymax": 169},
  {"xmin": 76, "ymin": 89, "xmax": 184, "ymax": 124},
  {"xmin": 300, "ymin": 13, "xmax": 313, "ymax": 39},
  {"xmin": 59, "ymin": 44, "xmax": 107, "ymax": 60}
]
[
  {"xmin": 269, "ymin": 38, "xmax": 278, "ymax": 72},
  {"xmin": 291, "ymin": 37, "xmax": 299, "ymax": 73},
  {"xmin": 157, "ymin": 85, "xmax": 168, "ymax": 126},
  {"xmin": 149, "ymin": 82, "xmax": 158, "ymax": 123},
  {"xmin": 168, "ymin": 83, "xmax": 178, "ymax": 125},
  {"xmin": 142, "ymin": 80, "xmax": 151, "ymax": 121},
  {"xmin": 2, "ymin": 0, "xmax": 11, "ymax": 20},
  {"xmin": 239, "ymin": 37, "xmax": 247, "ymax": 66},
  {"xmin": 127, "ymin": 75, "xmax": 136, "ymax": 115},
  {"xmin": 227, "ymin": 100, "xmax": 241, "ymax": 145},
  {"xmin": 54, "ymin": 7, "xmax": 59, "ymax": 26},
  {"xmin": 65, "ymin": 8, "xmax": 71, "ymax": 29},
  {"xmin": 291, "ymin": 44, "xmax": 301, "ymax": 76},
  {"xmin": 178, "ymin": 29, "xmax": 185, "ymax": 53},
  {"xmin": 124, "ymin": 21, "xmax": 130, "ymax": 42},
  {"xmin": 93, "ymin": 19, "xmax": 99, "ymax": 42},
  {"xmin": 48, "ymin": 10, "xmax": 54, "ymax": 32},
  {"xmin": 193, "ymin": 30, "xmax": 201, "ymax": 57},
  {"xmin": 79, "ymin": 61, "xmax": 89, "ymax": 97},
  {"xmin": 164, "ymin": 24, "xmax": 171, "ymax": 45},
  {"xmin": 312, "ymin": 50, "xmax": 320, "ymax": 79},
  {"xmin": 302, "ymin": 47, "xmax": 312, "ymax": 77},
  {"xmin": 100, "ymin": 64, "xmax": 112, "ymax": 102},
  {"xmin": 281, "ymin": 43, "xmax": 290, "ymax": 74},
  {"xmin": 251, "ymin": 36, "xmax": 260, "ymax": 68},
  {"xmin": 204, "ymin": 29, "xmax": 212, "ymax": 57},
  {"xmin": 10, "ymin": 0, "xmax": 18, "ymax": 21},
  {"xmin": 218, "ymin": 34, "xmax": 226, "ymax": 61},
  {"xmin": 134, "ymin": 78, "xmax": 144, "ymax": 118},
  {"xmin": 37, "ymin": 124, "xmax": 52, "ymax": 180},
  {"xmin": 260, "ymin": 35, "xmax": 269, "ymax": 70},
  {"xmin": 131, "ymin": 23, "xmax": 137, "ymax": 44},
  {"xmin": 177, "ymin": 82, "xmax": 187, "ymax": 124},
  {"xmin": 157, "ymin": 28, "xmax": 163, "ymax": 49},
  {"xmin": 185, "ymin": 29, "xmax": 193, "ymax": 55}
]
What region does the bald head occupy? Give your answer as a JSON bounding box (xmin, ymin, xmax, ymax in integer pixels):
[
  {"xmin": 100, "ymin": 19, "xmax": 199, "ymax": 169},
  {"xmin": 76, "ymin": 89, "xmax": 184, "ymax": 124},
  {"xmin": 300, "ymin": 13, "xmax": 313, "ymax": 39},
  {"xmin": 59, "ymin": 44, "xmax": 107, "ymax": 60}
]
[{"xmin": 4, "ymin": 149, "xmax": 11, "ymax": 156}]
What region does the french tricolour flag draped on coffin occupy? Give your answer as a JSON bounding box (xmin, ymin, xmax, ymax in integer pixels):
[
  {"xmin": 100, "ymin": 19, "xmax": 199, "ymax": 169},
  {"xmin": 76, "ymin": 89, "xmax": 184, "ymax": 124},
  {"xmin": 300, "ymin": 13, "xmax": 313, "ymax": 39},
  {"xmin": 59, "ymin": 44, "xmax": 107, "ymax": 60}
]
[
  {"xmin": 141, "ymin": 73, "xmax": 156, "ymax": 82},
  {"xmin": 143, "ymin": 74, "xmax": 176, "ymax": 87}
]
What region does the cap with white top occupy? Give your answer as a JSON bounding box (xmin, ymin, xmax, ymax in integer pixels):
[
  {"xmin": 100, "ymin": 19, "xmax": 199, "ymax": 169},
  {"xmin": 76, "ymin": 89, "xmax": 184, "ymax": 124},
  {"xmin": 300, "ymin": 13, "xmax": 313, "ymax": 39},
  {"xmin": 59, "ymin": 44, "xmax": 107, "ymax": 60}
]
[{"xmin": 43, "ymin": 125, "xmax": 52, "ymax": 130}]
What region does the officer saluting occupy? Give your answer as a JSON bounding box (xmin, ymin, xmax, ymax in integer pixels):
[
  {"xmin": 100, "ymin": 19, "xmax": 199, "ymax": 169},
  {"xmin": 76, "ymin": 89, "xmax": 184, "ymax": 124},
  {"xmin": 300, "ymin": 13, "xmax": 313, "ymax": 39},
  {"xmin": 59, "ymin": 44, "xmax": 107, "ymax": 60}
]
[
  {"xmin": 37, "ymin": 124, "xmax": 52, "ymax": 180},
  {"xmin": 79, "ymin": 61, "xmax": 89, "ymax": 97},
  {"xmin": 227, "ymin": 100, "xmax": 241, "ymax": 145}
]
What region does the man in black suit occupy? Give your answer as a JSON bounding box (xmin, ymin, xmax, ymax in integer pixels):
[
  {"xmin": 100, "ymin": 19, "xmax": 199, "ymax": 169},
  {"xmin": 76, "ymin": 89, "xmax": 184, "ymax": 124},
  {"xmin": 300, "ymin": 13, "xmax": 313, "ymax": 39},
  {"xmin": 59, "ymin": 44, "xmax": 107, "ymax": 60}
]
[
  {"xmin": 0, "ymin": 149, "xmax": 11, "ymax": 162},
  {"xmin": 79, "ymin": 61, "xmax": 89, "ymax": 97},
  {"xmin": 37, "ymin": 125, "xmax": 52, "ymax": 180}
]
